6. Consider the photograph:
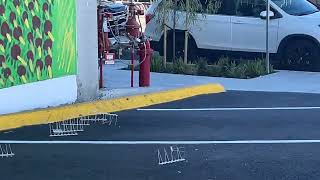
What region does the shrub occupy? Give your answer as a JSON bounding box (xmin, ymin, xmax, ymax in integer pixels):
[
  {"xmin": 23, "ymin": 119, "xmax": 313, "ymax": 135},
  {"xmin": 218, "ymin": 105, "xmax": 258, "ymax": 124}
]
[
  {"xmin": 213, "ymin": 57, "xmax": 273, "ymax": 79},
  {"xmin": 196, "ymin": 58, "xmax": 209, "ymax": 76},
  {"xmin": 245, "ymin": 59, "xmax": 266, "ymax": 77},
  {"xmin": 224, "ymin": 60, "xmax": 237, "ymax": 78},
  {"xmin": 233, "ymin": 63, "xmax": 248, "ymax": 79},
  {"xmin": 123, "ymin": 53, "xmax": 273, "ymax": 79},
  {"xmin": 172, "ymin": 58, "xmax": 188, "ymax": 74},
  {"xmin": 216, "ymin": 56, "xmax": 230, "ymax": 70},
  {"xmin": 206, "ymin": 64, "xmax": 222, "ymax": 77},
  {"xmin": 151, "ymin": 53, "xmax": 164, "ymax": 72}
]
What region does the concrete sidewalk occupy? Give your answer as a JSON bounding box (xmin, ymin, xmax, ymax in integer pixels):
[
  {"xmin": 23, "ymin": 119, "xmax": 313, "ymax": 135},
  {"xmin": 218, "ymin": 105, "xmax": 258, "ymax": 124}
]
[{"xmin": 102, "ymin": 60, "xmax": 320, "ymax": 98}]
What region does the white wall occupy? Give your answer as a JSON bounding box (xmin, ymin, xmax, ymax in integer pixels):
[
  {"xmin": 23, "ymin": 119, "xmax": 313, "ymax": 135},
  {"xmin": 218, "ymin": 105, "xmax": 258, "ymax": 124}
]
[
  {"xmin": 0, "ymin": 76, "xmax": 77, "ymax": 115},
  {"xmin": 76, "ymin": 0, "xmax": 99, "ymax": 102},
  {"xmin": 0, "ymin": 0, "xmax": 99, "ymax": 115}
]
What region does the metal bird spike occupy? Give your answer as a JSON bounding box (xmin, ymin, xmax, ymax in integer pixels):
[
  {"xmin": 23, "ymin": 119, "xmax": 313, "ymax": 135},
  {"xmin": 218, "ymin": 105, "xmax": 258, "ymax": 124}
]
[
  {"xmin": 80, "ymin": 113, "xmax": 118, "ymax": 126},
  {"xmin": 0, "ymin": 144, "xmax": 14, "ymax": 158},
  {"xmin": 158, "ymin": 145, "xmax": 186, "ymax": 165},
  {"xmin": 49, "ymin": 120, "xmax": 78, "ymax": 137},
  {"xmin": 61, "ymin": 118, "xmax": 85, "ymax": 132}
]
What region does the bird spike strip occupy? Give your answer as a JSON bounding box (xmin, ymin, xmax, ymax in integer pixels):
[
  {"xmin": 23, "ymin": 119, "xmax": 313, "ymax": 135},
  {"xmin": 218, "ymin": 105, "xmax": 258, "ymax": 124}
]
[
  {"xmin": 49, "ymin": 113, "xmax": 118, "ymax": 137},
  {"xmin": 0, "ymin": 144, "xmax": 14, "ymax": 158},
  {"xmin": 158, "ymin": 146, "xmax": 186, "ymax": 165},
  {"xmin": 80, "ymin": 113, "xmax": 118, "ymax": 126}
]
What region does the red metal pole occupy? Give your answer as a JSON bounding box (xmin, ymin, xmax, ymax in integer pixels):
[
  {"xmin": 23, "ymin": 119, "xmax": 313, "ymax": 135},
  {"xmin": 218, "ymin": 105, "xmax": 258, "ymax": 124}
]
[
  {"xmin": 99, "ymin": 59, "xmax": 103, "ymax": 88},
  {"xmin": 131, "ymin": 46, "xmax": 134, "ymax": 87},
  {"xmin": 98, "ymin": 11, "xmax": 104, "ymax": 89},
  {"xmin": 139, "ymin": 41, "xmax": 153, "ymax": 87}
]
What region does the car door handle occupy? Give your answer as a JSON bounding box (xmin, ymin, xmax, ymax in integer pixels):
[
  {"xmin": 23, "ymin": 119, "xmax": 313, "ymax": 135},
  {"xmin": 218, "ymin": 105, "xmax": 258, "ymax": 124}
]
[{"xmin": 233, "ymin": 21, "xmax": 244, "ymax": 24}]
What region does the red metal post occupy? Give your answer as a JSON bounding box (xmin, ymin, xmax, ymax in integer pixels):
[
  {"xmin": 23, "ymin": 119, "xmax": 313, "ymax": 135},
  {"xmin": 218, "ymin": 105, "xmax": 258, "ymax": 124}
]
[
  {"xmin": 98, "ymin": 11, "xmax": 112, "ymax": 89},
  {"xmin": 139, "ymin": 41, "xmax": 153, "ymax": 87},
  {"xmin": 99, "ymin": 59, "xmax": 103, "ymax": 88},
  {"xmin": 98, "ymin": 11, "xmax": 104, "ymax": 89},
  {"xmin": 131, "ymin": 46, "xmax": 135, "ymax": 87},
  {"xmin": 126, "ymin": 2, "xmax": 141, "ymax": 87}
]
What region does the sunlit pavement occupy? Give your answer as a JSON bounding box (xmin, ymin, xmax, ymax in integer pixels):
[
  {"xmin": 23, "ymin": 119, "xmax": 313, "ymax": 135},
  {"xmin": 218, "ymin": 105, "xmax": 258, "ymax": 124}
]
[
  {"xmin": 103, "ymin": 62, "xmax": 320, "ymax": 101},
  {"xmin": 1, "ymin": 91, "xmax": 320, "ymax": 180}
]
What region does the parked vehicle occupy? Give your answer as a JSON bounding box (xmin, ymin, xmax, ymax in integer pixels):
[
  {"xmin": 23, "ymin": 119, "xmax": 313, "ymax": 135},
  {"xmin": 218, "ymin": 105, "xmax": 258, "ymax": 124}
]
[{"xmin": 145, "ymin": 0, "xmax": 320, "ymax": 71}]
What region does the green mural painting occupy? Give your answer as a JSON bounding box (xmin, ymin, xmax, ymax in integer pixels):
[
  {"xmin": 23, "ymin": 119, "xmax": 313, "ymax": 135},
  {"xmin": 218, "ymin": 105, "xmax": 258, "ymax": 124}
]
[{"xmin": 0, "ymin": 0, "xmax": 76, "ymax": 89}]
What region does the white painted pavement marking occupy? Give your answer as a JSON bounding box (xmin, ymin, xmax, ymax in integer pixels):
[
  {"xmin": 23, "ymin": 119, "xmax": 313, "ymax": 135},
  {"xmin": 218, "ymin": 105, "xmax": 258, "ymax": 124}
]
[
  {"xmin": 2, "ymin": 140, "xmax": 320, "ymax": 144},
  {"xmin": 137, "ymin": 107, "xmax": 320, "ymax": 111}
]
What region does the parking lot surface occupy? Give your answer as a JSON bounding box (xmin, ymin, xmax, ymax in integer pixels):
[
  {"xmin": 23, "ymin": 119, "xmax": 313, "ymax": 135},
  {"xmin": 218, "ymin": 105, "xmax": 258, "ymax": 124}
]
[{"xmin": 1, "ymin": 91, "xmax": 320, "ymax": 180}]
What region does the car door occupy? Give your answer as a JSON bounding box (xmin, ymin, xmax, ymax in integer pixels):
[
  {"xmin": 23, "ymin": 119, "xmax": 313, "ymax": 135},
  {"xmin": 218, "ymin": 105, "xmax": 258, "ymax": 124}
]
[
  {"xmin": 188, "ymin": 0, "xmax": 234, "ymax": 51},
  {"xmin": 231, "ymin": 0, "xmax": 279, "ymax": 53}
]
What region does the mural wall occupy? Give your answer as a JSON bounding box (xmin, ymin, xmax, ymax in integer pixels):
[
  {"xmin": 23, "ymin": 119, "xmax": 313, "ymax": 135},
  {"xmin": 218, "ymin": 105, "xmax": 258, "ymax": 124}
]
[{"xmin": 0, "ymin": 0, "xmax": 76, "ymax": 89}]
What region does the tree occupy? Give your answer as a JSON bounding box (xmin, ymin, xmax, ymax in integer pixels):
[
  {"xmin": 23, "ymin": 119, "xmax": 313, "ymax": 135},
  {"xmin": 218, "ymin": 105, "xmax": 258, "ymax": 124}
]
[
  {"xmin": 153, "ymin": 0, "xmax": 175, "ymax": 66},
  {"xmin": 153, "ymin": 0, "xmax": 221, "ymax": 64}
]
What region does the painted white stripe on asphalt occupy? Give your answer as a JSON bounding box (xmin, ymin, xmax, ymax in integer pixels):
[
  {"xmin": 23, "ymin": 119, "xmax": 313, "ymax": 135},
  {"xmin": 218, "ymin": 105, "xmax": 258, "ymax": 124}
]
[
  {"xmin": 137, "ymin": 107, "xmax": 320, "ymax": 111},
  {"xmin": 2, "ymin": 140, "xmax": 320, "ymax": 144}
]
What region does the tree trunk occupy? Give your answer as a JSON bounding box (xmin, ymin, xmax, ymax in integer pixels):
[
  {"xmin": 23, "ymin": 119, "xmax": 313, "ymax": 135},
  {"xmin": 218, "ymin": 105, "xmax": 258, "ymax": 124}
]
[
  {"xmin": 163, "ymin": 24, "xmax": 167, "ymax": 68},
  {"xmin": 184, "ymin": 30, "xmax": 188, "ymax": 64},
  {"xmin": 184, "ymin": 0, "xmax": 189, "ymax": 64}
]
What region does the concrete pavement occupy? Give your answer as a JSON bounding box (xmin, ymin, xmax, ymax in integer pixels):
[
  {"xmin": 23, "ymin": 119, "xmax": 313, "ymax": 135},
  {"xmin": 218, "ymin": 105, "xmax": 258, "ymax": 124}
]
[{"xmin": 102, "ymin": 61, "xmax": 320, "ymax": 99}]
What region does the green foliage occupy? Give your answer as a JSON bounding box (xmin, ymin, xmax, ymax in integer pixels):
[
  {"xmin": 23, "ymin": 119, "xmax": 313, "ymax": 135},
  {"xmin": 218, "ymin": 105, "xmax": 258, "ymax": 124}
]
[
  {"xmin": 207, "ymin": 64, "xmax": 223, "ymax": 77},
  {"xmin": 153, "ymin": 0, "xmax": 222, "ymax": 63},
  {"xmin": 151, "ymin": 52, "xmax": 164, "ymax": 72},
  {"xmin": 196, "ymin": 58, "xmax": 209, "ymax": 76},
  {"xmin": 177, "ymin": 0, "xmax": 202, "ymax": 27},
  {"xmin": 147, "ymin": 54, "xmax": 273, "ymax": 79},
  {"xmin": 172, "ymin": 58, "xmax": 188, "ymax": 74},
  {"xmin": 150, "ymin": 55, "xmax": 196, "ymax": 74},
  {"xmin": 204, "ymin": 0, "xmax": 222, "ymax": 14},
  {"xmin": 245, "ymin": 59, "xmax": 273, "ymax": 77},
  {"xmin": 214, "ymin": 56, "xmax": 229, "ymax": 75},
  {"xmin": 153, "ymin": 0, "xmax": 222, "ymax": 29},
  {"xmin": 153, "ymin": 0, "xmax": 175, "ymax": 26}
]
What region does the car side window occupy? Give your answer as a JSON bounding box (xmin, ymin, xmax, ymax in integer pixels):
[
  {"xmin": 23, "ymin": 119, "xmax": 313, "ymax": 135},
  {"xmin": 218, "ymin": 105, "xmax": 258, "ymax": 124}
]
[
  {"xmin": 200, "ymin": 0, "xmax": 236, "ymax": 15},
  {"xmin": 176, "ymin": 0, "xmax": 236, "ymax": 15},
  {"xmin": 235, "ymin": 0, "xmax": 266, "ymax": 17}
]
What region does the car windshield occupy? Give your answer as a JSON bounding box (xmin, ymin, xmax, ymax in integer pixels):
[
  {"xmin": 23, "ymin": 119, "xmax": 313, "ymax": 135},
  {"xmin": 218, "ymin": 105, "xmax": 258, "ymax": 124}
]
[{"xmin": 272, "ymin": 0, "xmax": 319, "ymax": 16}]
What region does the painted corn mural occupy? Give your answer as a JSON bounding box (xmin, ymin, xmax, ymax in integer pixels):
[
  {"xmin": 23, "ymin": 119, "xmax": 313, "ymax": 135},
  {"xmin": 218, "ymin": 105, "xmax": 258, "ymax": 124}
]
[{"xmin": 0, "ymin": 0, "xmax": 76, "ymax": 89}]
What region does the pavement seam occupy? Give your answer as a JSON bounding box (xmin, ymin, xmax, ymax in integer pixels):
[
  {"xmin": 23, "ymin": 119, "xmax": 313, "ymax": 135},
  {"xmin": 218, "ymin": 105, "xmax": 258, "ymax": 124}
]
[{"xmin": 0, "ymin": 83, "xmax": 225, "ymax": 131}]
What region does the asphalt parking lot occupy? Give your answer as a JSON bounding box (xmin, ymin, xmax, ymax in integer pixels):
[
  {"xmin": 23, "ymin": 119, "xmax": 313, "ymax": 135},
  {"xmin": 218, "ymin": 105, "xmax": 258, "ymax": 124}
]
[{"xmin": 1, "ymin": 91, "xmax": 320, "ymax": 180}]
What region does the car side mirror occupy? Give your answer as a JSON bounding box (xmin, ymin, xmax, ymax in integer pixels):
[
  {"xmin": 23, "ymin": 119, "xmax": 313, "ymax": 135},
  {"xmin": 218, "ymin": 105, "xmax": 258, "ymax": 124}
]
[{"xmin": 260, "ymin": 10, "xmax": 275, "ymax": 19}]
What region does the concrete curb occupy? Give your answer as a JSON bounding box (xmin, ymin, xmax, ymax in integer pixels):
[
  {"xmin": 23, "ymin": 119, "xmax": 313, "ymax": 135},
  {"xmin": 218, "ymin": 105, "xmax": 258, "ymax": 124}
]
[{"xmin": 0, "ymin": 83, "xmax": 225, "ymax": 131}]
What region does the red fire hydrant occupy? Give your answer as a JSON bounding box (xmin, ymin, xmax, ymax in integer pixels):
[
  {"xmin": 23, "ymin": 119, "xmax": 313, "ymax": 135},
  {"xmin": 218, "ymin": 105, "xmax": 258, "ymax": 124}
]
[{"xmin": 139, "ymin": 41, "xmax": 153, "ymax": 87}]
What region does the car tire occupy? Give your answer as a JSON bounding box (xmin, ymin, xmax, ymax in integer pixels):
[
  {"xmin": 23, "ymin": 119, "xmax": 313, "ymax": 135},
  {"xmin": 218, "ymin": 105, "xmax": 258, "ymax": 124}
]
[
  {"xmin": 162, "ymin": 32, "xmax": 199, "ymax": 62},
  {"xmin": 280, "ymin": 39, "xmax": 320, "ymax": 71},
  {"xmin": 166, "ymin": 33, "xmax": 184, "ymax": 61}
]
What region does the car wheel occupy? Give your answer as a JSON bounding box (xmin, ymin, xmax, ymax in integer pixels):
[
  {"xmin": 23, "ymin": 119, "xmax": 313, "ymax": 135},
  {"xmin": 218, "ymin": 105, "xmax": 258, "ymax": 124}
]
[
  {"xmin": 166, "ymin": 33, "xmax": 184, "ymax": 61},
  {"xmin": 162, "ymin": 32, "xmax": 199, "ymax": 62},
  {"xmin": 281, "ymin": 39, "xmax": 320, "ymax": 71}
]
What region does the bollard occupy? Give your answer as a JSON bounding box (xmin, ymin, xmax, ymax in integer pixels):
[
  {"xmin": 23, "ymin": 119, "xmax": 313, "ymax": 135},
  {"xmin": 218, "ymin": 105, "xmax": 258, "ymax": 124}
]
[
  {"xmin": 139, "ymin": 41, "xmax": 153, "ymax": 87},
  {"xmin": 99, "ymin": 59, "xmax": 104, "ymax": 89}
]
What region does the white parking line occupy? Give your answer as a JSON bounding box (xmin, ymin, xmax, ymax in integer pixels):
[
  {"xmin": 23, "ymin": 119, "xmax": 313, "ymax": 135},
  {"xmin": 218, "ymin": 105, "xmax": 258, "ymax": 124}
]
[
  {"xmin": 137, "ymin": 107, "xmax": 320, "ymax": 111},
  {"xmin": 2, "ymin": 140, "xmax": 320, "ymax": 144}
]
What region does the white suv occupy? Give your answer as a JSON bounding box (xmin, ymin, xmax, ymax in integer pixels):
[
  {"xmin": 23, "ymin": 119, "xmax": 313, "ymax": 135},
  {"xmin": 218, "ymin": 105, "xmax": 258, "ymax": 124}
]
[{"xmin": 145, "ymin": 0, "xmax": 320, "ymax": 71}]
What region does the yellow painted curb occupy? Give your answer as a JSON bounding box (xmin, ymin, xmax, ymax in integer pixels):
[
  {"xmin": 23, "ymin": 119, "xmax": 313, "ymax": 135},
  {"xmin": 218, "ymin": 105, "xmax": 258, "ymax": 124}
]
[{"xmin": 0, "ymin": 83, "xmax": 225, "ymax": 131}]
